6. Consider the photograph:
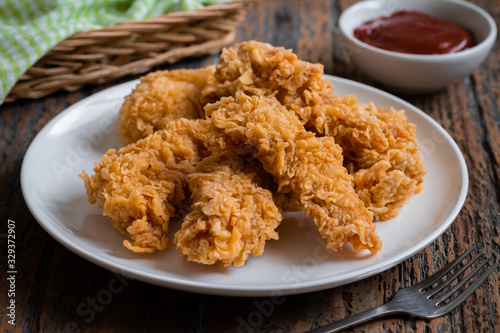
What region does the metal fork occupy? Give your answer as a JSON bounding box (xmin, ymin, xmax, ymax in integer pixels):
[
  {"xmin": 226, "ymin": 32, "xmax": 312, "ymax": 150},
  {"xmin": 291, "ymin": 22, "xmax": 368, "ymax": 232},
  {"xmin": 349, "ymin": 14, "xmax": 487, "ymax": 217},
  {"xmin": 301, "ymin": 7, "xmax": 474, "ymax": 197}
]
[{"xmin": 308, "ymin": 246, "xmax": 499, "ymax": 333}]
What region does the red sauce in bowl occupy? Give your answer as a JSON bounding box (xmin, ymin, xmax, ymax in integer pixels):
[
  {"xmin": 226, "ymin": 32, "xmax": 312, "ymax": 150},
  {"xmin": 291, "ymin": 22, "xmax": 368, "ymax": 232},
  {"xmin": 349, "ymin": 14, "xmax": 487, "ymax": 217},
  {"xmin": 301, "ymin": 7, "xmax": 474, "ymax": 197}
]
[{"xmin": 353, "ymin": 10, "xmax": 475, "ymax": 54}]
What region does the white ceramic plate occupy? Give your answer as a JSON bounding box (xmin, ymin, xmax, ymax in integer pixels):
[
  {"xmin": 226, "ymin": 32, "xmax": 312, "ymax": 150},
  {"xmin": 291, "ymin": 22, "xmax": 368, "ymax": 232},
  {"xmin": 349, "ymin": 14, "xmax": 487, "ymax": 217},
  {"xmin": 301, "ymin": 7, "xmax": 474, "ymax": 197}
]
[{"xmin": 21, "ymin": 75, "xmax": 468, "ymax": 296}]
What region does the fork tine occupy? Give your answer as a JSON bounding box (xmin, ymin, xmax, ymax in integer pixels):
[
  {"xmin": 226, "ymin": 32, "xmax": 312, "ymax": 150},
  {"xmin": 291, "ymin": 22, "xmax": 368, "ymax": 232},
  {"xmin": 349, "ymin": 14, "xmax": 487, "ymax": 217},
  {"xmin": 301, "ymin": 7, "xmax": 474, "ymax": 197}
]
[
  {"xmin": 433, "ymin": 256, "xmax": 492, "ymax": 304},
  {"xmin": 427, "ymin": 252, "xmax": 483, "ymax": 298},
  {"xmin": 434, "ymin": 261, "xmax": 499, "ymax": 316},
  {"xmin": 415, "ymin": 246, "xmax": 476, "ymax": 290}
]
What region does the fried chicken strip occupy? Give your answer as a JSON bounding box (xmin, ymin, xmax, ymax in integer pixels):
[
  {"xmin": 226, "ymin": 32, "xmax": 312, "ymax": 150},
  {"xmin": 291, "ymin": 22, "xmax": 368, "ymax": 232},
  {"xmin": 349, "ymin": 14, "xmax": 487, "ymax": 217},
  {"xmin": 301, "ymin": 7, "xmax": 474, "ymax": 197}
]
[
  {"xmin": 205, "ymin": 94, "xmax": 382, "ymax": 254},
  {"xmin": 174, "ymin": 152, "xmax": 283, "ymax": 267},
  {"xmin": 118, "ymin": 66, "xmax": 215, "ymax": 144},
  {"xmin": 80, "ymin": 118, "xmax": 211, "ymax": 253}
]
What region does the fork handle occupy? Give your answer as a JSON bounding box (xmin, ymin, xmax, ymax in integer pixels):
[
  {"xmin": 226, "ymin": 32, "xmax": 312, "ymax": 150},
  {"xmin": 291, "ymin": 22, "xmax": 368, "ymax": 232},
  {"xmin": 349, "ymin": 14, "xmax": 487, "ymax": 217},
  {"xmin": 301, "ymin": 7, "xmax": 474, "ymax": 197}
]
[{"xmin": 307, "ymin": 302, "xmax": 400, "ymax": 333}]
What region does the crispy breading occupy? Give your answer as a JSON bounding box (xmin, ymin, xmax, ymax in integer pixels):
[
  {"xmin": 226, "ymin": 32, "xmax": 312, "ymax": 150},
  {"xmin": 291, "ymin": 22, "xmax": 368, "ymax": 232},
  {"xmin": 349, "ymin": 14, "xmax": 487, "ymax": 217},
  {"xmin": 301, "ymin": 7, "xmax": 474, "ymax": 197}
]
[
  {"xmin": 201, "ymin": 40, "xmax": 424, "ymax": 220},
  {"xmin": 205, "ymin": 94, "xmax": 382, "ymax": 254},
  {"xmin": 200, "ymin": 40, "xmax": 330, "ymax": 121},
  {"xmin": 80, "ymin": 118, "xmax": 211, "ymax": 253},
  {"xmin": 174, "ymin": 152, "xmax": 283, "ymax": 267},
  {"xmin": 201, "ymin": 40, "xmax": 387, "ymax": 150},
  {"xmin": 349, "ymin": 103, "xmax": 426, "ymax": 220},
  {"xmin": 118, "ymin": 66, "xmax": 215, "ymax": 144}
]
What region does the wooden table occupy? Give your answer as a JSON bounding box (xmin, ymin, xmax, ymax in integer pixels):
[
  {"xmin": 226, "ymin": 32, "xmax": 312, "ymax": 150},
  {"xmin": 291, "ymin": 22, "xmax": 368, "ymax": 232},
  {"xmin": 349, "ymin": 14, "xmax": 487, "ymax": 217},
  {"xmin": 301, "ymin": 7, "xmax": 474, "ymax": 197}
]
[{"xmin": 1, "ymin": 0, "xmax": 499, "ymax": 332}]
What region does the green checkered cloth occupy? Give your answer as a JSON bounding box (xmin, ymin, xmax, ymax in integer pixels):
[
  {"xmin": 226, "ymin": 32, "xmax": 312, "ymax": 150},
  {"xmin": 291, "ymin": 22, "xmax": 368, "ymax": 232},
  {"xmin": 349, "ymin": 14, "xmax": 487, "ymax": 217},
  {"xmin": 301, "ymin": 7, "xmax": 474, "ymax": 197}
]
[{"xmin": 0, "ymin": 0, "xmax": 226, "ymax": 104}]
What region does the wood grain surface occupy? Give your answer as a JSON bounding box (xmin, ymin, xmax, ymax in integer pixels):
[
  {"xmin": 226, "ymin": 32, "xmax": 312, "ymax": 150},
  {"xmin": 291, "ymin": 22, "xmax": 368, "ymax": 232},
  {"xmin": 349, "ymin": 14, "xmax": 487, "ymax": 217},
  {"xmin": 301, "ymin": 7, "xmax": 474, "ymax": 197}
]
[{"xmin": 1, "ymin": 0, "xmax": 499, "ymax": 332}]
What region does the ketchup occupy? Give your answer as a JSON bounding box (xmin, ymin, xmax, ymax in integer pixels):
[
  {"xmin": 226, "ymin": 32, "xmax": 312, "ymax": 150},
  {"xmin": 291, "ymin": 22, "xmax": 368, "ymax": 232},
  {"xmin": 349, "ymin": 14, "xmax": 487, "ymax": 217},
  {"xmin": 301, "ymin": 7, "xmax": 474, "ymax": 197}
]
[{"xmin": 353, "ymin": 10, "xmax": 475, "ymax": 54}]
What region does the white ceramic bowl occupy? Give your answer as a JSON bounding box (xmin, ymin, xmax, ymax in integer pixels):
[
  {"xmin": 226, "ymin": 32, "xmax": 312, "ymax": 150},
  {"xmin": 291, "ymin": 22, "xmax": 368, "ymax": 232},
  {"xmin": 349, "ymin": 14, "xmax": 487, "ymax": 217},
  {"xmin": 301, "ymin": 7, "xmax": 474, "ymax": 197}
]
[{"xmin": 339, "ymin": 0, "xmax": 497, "ymax": 93}]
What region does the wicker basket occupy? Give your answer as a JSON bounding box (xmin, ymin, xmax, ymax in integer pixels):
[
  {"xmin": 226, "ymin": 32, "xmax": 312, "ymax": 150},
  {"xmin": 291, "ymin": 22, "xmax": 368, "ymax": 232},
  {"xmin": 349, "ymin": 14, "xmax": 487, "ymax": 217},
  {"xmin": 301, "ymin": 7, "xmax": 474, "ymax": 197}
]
[{"xmin": 5, "ymin": 0, "xmax": 253, "ymax": 102}]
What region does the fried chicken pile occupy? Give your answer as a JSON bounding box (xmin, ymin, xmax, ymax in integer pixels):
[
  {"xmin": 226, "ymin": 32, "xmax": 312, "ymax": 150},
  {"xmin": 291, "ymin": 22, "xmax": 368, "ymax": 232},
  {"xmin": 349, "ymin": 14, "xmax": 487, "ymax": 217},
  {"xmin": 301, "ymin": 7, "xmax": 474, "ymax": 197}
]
[
  {"xmin": 80, "ymin": 40, "xmax": 425, "ymax": 267},
  {"xmin": 200, "ymin": 41, "xmax": 425, "ymax": 221}
]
